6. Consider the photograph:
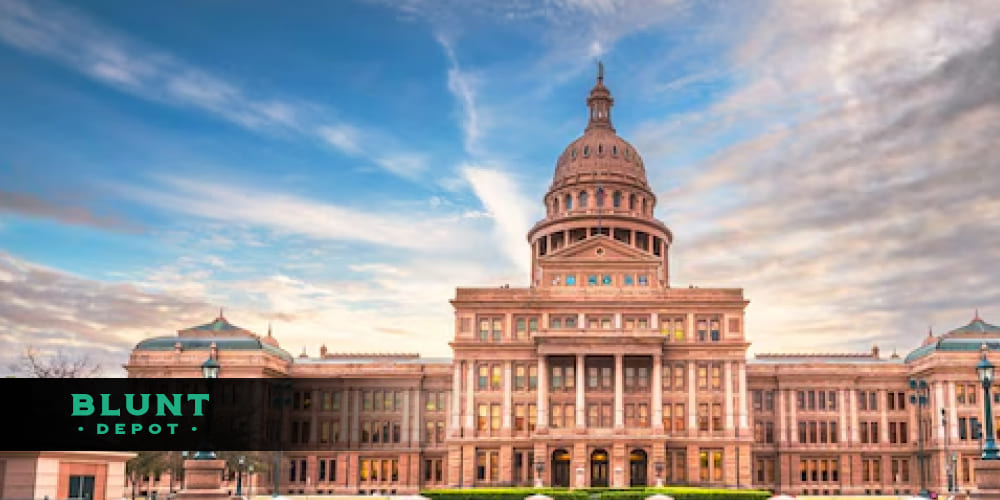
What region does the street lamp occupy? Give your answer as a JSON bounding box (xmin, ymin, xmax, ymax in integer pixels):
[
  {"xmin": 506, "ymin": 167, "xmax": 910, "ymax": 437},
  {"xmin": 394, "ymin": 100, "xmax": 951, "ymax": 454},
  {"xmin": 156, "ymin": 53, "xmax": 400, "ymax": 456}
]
[
  {"xmin": 533, "ymin": 460, "xmax": 544, "ymax": 488},
  {"xmin": 248, "ymin": 464, "xmax": 255, "ymax": 499},
  {"xmin": 977, "ymin": 345, "xmax": 999, "ymax": 460},
  {"xmin": 909, "ymin": 378, "xmax": 930, "ymax": 497},
  {"xmin": 194, "ymin": 357, "xmax": 219, "ymax": 460},
  {"xmin": 654, "ymin": 461, "xmax": 664, "ymax": 487},
  {"xmin": 236, "ymin": 456, "xmax": 246, "ymax": 498},
  {"xmin": 942, "ymin": 408, "xmax": 954, "ymax": 492}
]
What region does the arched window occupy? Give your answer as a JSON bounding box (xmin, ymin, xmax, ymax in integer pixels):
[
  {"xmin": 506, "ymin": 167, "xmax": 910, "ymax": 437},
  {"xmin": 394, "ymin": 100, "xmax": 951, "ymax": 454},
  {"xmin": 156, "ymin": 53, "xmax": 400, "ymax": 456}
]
[
  {"xmin": 598, "ymin": 144, "xmax": 603, "ymax": 154},
  {"xmin": 596, "ymin": 187, "xmax": 605, "ymax": 207},
  {"xmin": 612, "ymin": 145, "xmax": 618, "ymax": 156},
  {"xmin": 629, "ymin": 194, "xmax": 637, "ymax": 210},
  {"xmin": 641, "ymin": 198, "xmax": 647, "ymax": 215},
  {"xmin": 583, "ymin": 145, "xmax": 590, "ymax": 157},
  {"xmin": 565, "ymin": 193, "xmax": 573, "ymax": 210},
  {"xmin": 553, "ymin": 197, "xmax": 560, "ymax": 214},
  {"xmin": 612, "ymin": 191, "xmax": 622, "ymax": 208},
  {"xmin": 571, "ymin": 148, "xmax": 577, "ymax": 159},
  {"xmin": 579, "ymin": 191, "xmax": 589, "ymax": 208}
]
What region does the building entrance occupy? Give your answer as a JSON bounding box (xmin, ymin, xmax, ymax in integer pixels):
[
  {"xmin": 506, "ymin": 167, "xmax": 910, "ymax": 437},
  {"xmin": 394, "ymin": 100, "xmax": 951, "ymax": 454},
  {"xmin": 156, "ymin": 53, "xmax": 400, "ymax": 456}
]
[
  {"xmin": 629, "ymin": 449, "xmax": 648, "ymax": 486},
  {"xmin": 591, "ymin": 449, "xmax": 610, "ymax": 487},
  {"xmin": 551, "ymin": 449, "xmax": 571, "ymax": 487}
]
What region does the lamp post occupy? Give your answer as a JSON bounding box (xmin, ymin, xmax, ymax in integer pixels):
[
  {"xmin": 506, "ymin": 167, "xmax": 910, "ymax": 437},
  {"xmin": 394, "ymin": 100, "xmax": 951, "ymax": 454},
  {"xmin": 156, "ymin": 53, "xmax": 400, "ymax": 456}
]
[
  {"xmin": 977, "ymin": 346, "xmax": 999, "ymax": 460},
  {"xmin": 236, "ymin": 456, "xmax": 245, "ymax": 498},
  {"xmin": 248, "ymin": 464, "xmax": 254, "ymax": 499},
  {"xmin": 194, "ymin": 357, "xmax": 220, "ymax": 460},
  {"xmin": 909, "ymin": 378, "xmax": 930, "ymax": 497},
  {"xmin": 942, "ymin": 408, "xmax": 954, "ymax": 492},
  {"xmin": 533, "ymin": 460, "xmax": 544, "ymax": 488},
  {"xmin": 654, "ymin": 461, "xmax": 664, "ymax": 487}
]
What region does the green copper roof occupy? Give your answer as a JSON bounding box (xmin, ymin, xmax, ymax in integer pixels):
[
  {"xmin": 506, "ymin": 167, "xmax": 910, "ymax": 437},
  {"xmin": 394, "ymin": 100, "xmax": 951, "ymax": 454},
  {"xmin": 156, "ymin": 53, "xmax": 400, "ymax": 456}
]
[
  {"xmin": 905, "ymin": 338, "xmax": 1000, "ymax": 363},
  {"xmin": 134, "ymin": 336, "xmax": 292, "ymax": 361},
  {"xmin": 949, "ymin": 317, "xmax": 1000, "ymax": 334},
  {"xmin": 187, "ymin": 317, "xmax": 243, "ymax": 332}
]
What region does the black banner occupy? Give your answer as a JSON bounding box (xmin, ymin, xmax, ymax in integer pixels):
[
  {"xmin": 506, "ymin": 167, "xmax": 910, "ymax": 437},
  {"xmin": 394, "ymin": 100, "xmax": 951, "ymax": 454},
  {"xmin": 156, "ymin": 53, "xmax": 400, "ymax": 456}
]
[{"xmin": 3, "ymin": 378, "xmax": 327, "ymax": 451}]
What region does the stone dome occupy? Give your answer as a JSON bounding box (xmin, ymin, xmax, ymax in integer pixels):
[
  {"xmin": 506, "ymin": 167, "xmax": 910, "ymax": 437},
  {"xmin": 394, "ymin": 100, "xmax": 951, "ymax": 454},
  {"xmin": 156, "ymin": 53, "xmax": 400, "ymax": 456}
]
[
  {"xmin": 550, "ymin": 64, "xmax": 649, "ymax": 190},
  {"xmin": 553, "ymin": 127, "xmax": 648, "ymax": 188}
]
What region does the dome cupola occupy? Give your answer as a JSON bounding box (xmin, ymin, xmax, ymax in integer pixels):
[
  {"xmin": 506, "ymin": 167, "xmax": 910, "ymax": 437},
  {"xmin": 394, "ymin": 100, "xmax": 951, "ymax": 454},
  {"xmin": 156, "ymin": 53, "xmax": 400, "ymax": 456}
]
[{"xmin": 526, "ymin": 63, "xmax": 673, "ymax": 288}]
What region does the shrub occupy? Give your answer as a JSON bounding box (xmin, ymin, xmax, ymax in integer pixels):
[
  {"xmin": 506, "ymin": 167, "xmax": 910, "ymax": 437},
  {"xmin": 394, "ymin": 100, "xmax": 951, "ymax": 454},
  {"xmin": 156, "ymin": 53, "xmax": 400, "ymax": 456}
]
[{"xmin": 420, "ymin": 486, "xmax": 771, "ymax": 500}]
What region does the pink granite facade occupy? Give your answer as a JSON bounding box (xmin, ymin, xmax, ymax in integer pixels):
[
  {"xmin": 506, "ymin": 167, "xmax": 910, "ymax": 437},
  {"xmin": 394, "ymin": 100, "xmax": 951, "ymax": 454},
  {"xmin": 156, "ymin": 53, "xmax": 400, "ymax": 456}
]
[{"xmin": 125, "ymin": 68, "xmax": 1000, "ymax": 496}]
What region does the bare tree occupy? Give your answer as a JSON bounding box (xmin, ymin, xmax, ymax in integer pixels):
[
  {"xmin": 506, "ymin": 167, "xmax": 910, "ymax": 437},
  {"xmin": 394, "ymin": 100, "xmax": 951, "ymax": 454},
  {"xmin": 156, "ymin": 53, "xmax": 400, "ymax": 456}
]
[{"xmin": 9, "ymin": 346, "xmax": 102, "ymax": 378}]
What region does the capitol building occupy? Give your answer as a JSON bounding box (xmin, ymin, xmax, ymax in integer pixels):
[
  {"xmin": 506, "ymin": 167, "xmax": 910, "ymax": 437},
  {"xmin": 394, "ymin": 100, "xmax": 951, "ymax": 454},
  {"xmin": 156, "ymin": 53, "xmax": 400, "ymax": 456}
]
[{"xmin": 125, "ymin": 68, "xmax": 1000, "ymax": 497}]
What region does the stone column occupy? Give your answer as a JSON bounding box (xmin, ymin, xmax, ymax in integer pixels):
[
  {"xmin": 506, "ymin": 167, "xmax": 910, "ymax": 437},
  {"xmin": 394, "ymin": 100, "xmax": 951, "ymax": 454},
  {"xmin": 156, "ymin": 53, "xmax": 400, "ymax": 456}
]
[
  {"xmin": 934, "ymin": 382, "xmax": 945, "ymax": 442},
  {"xmin": 578, "ymin": 313, "xmax": 586, "ymax": 328},
  {"xmin": 614, "ymin": 313, "xmax": 622, "ymax": 329},
  {"xmin": 411, "ymin": 388, "xmax": 421, "ymax": 444},
  {"xmin": 538, "ymin": 355, "xmax": 549, "ymax": 429},
  {"xmin": 839, "ymin": 389, "xmax": 848, "ymax": 443},
  {"xmin": 651, "ymin": 312, "xmax": 659, "ymax": 330},
  {"xmin": 738, "ymin": 362, "xmax": 749, "ymax": 432},
  {"xmin": 351, "ymin": 389, "xmax": 360, "ymax": 443},
  {"xmin": 465, "ymin": 362, "xmax": 475, "ymax": 431},
  {"xmin": 778, "ymin": 389, "xmax": 788, "ymax": 444},
  {"xmin": 948, "ymin": 382, "xmax": 959, "ymax": 441},
  {"xmin": 724, "ymin": 361, "xmax": 734, "ymax": 432},
  {"xmin": 653, "ymin": 353, "xmax": 664, "ymax": 430},
  {"xmin": 402, "ymin": 389, "xmax": 411, "ymax": 445},
  {"xmin": 451, "ymin": 363, "xmax": 462, "ymax": 433},
  {"xmin": 503, "ymin": 361, "xmax": 512, "ymax": 430},
  {"xmin": 614, "ymin": 353, "xmax": 624, "ymax": 428},
  {"xmin": 576, "ymin": 354, "xmax": 586, "ymax": 429},
  {"xmin": 850, "ymin": 389, "xmax": 859, "ymax": 444},
  {"xmin": 686, "ymin": 313, "xmax": 695, "ymax": 343},
  {"xmin": 339, "ymin": 389, "xmax": 349, "ymax": 444},
  {"xmin": 688, "ymin": 361, "xmax": 697, "ymax": 434},
  {"xmin": 789, "ymin": 389, "xmax": 797, "ymax": 443},
  {"xmin": 879, "ymin": 389, "xmax": 889, "ymax": 444}
]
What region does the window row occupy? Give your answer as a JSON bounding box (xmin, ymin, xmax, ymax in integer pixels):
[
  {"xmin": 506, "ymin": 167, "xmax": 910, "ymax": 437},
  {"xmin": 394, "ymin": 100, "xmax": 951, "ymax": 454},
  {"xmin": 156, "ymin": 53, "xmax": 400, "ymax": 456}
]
[
  {"xmin": 469, "ymin": 314, "xmax": 735, "ymax": 342},
  {"xmin": 796, "ymin": 390, "xmax": 838, "ymax": 412},
  {"xmin": 362, "ymin": 391, "xmax": 405, "ymax": 412},
  {"xmin": 752, "ymin": 390, "xmax": 776, "ymax": 412},
  {"xmin": 424, "ymin": 420, "xmax": 446, "ymax": 445},
  {"xmin": 957, "ymin": 383, "xmax": 979, "ymax": 405},
  {"xmin": 360, "ymin": 421, "xmax": 402, "ymax": 444},
  {"xmin": 550, "ymin": 273, "xmax": 650, "ymax": 287},
  {"xmin": 292, "ymin": 390, "xmax": 342, "ymax": 411},
  {"xmin": 800, "ymin": 458, "xmax": 840, "ymax": 483},
  {"xmin": 423, "ymin": 458, "xmax": 445, "ymax": 484},
  {"xmin": 550, "ymin": 188, "xmax": 649, "ymax": 214},
  {"xmin": 424, "ymin": 391, "xmax": 447, "ymax": 412},
  {"xmin": 476, "ymin": 362, "xmax": 540, "ymax": 392},
  {"xmin": 697, "ymin": 403, "xmax": 724, "ymax": 432},
  {"xmin": 754, "ymin": 420, "xmax": 775, "ymax": 443},
  {"xmin": 359, "ymin": 458, "xmax": 399, "ymax": 483},
  {"xmin": 798, "ymin": 421, "xmax": 839, "ymax": 444}
]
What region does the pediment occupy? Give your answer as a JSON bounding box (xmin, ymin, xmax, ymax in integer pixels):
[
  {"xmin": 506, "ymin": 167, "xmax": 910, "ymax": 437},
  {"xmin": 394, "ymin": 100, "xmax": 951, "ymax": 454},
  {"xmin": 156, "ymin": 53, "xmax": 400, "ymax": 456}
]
[{"xmin": 542, "ymin": 235, "xmax": 660, "ymax": 263}]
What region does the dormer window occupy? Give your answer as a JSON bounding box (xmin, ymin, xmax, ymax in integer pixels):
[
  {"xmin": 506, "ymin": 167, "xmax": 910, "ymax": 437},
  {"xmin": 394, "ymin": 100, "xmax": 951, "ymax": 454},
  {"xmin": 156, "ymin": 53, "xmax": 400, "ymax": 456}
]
[
  {"xmin": 583, "ymin": 145, "xmax": 591, "ymax": 157},
  {"xmin": 612, "ymin": 145, "xmax": 618, "ymax": 156},
  {"xmin": 598, "ymin": 144, "xmax": 603, "ymax": 154},
  {"xmin": 571, "ymin": 149, "xmax": 577, "ymax": 159}
]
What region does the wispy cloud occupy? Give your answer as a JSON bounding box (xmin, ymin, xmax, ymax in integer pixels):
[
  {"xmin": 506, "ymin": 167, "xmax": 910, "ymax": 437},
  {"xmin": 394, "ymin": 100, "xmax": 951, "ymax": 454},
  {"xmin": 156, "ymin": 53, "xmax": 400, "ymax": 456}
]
[
  {"xmin": 108, "ymin": 174, "xmax": 487, "ymax": 253},
  {"xmin": 634, "ymin": 0, "xmax": 1000, "ymax": 354},
  {"xmin": 0, "ymin": 189, "xmax": 143, "ymax": 233},
  {"xmin": 0, "ymin": 0, "xmax": 427, "ymax": 179}
]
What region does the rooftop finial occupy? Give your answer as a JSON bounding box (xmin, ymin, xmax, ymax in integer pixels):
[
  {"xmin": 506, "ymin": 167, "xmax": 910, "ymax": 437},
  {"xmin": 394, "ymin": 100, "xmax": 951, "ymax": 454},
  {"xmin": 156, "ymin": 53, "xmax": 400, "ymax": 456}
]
[
  {"xmin": 975, "ymin": 308, "xmax": 982, "ymax": 321},
  {"xmin": 597, "ymin": 60, "xmax": 604, "ymax": 81},
  {"xmin": 219, "ymin": 307, "xmax": 224, "ymax": 319},
  {"xmin": 928, "ymin": 326, "xmax": 933, "ymax": 337},
  {"xmin": 267, "ymin": 321, "xmax": 273, "ymax": 337}
]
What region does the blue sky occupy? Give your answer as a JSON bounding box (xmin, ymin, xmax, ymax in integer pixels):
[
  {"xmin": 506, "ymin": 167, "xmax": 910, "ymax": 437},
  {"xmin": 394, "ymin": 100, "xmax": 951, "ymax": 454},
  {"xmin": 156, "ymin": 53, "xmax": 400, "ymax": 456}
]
[{"xmin": 2, "ymin": 0, "xmax": 999, "ymax": 374}]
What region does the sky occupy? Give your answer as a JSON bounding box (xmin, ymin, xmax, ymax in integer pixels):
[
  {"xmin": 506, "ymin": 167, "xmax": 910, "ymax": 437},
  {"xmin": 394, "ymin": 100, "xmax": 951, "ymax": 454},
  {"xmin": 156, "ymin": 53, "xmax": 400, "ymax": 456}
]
[{"xmin": 1, "ymin": 0, "xmax": 999, "ymax": 375}]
